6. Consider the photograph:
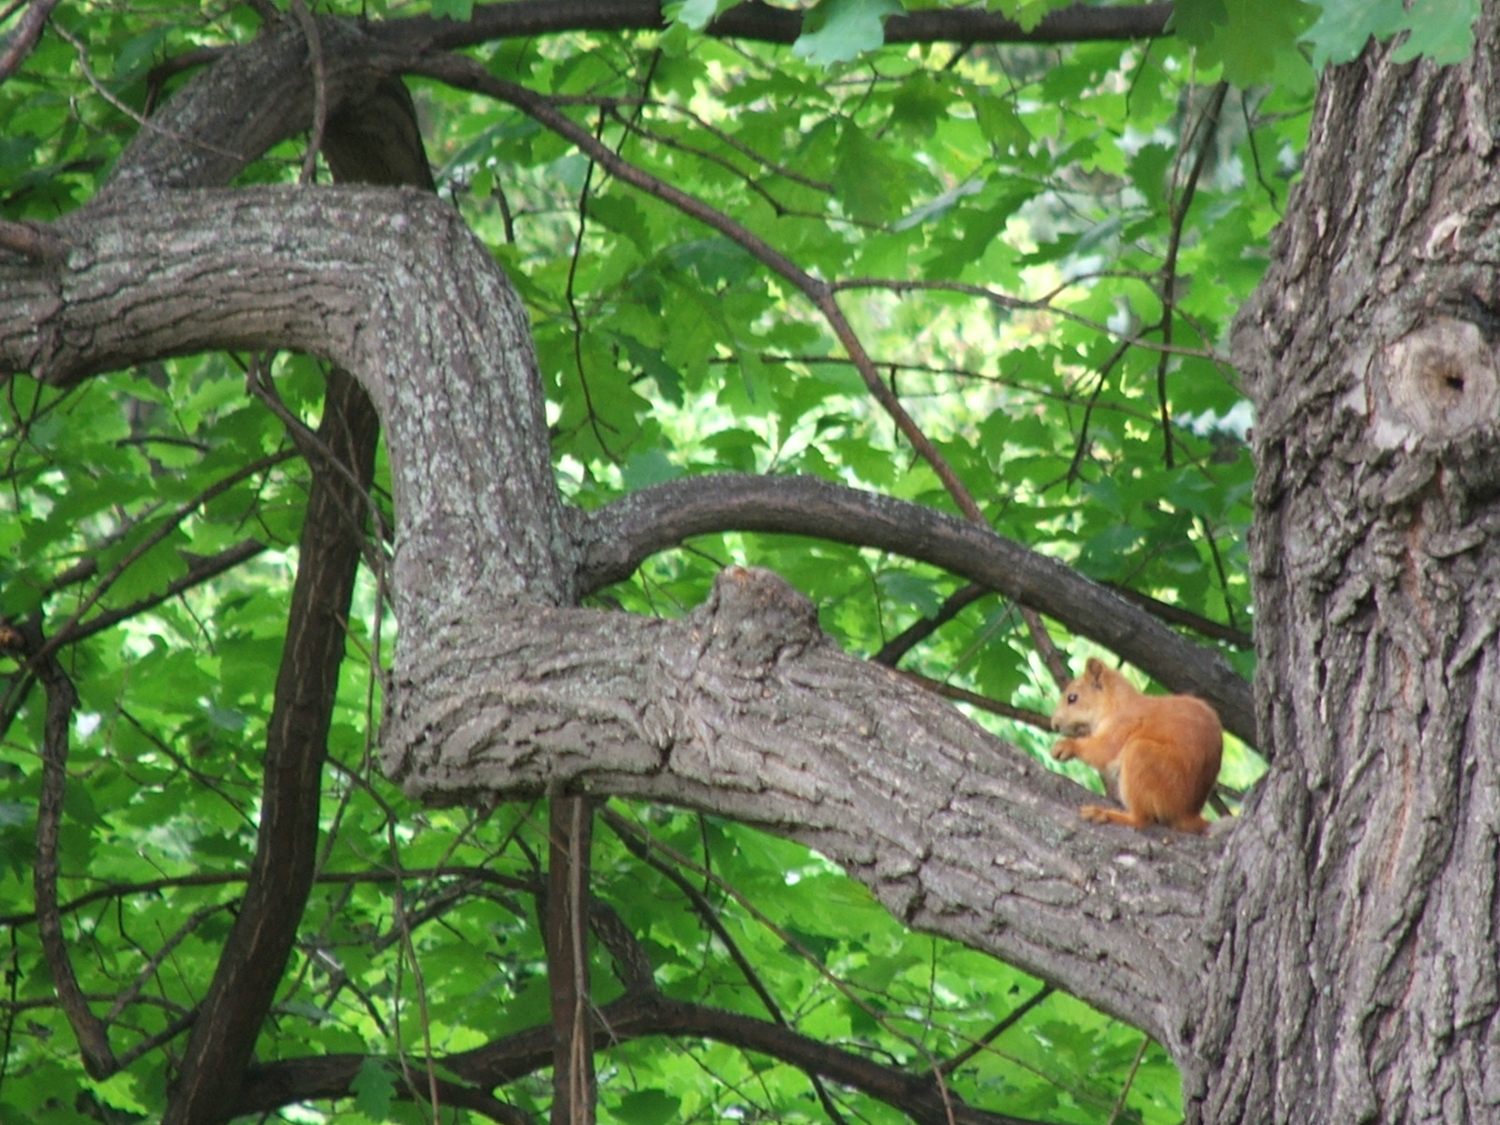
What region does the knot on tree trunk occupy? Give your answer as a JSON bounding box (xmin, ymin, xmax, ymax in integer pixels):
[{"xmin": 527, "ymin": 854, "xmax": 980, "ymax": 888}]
[
  {"xmin": 688, "ymin": 565, "xmax": 826, "ymax": 674},
  {"xmin": 1377, "ymin": 316, "xmax": 1500, "ymax": 443}
]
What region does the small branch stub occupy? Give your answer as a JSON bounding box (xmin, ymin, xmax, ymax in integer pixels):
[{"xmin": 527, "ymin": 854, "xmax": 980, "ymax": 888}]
[
  {"xmin": 0, "ymin": 217, "xmax": 68, "ymax": 262},
  {"xmin": 1380, "ymin": 317, "xmax": 1500, "ymax": 440},
  {"xmin": 699, "ymin": 565, "xmax": 823, "ymax": 671}
]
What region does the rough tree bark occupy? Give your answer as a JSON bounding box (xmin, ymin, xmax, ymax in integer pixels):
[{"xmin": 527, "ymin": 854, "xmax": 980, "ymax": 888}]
[
  {"xmin": 1200, "ymin": 18, "xmax": 1500, "ymax": 1124},
  {"xmin": 6, "ymin": 4, "xmax": 1499, "ymax": 1123}
]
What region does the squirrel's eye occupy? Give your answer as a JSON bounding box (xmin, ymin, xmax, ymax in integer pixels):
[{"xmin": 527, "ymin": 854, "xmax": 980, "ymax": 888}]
[{"xmin": 1066, "ymin": 693, "xmax": 1077, "ymax": 704}]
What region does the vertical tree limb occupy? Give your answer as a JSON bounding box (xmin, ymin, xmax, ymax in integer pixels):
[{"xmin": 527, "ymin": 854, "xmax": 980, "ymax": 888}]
[
  {"xmin": 163, "ymin": 75, "xmax": 429, "ymax": 1125},
  {"xmin": 546, "ymin": 796, "xmax": 596, "ymax": 1125},
  {"xmin": 163, "ymin": 366, "xmax": 380, "ymax": 1124},
  {"xmin": 33, "ymin": 650, "xmax": 116, "ymax": 1078}
]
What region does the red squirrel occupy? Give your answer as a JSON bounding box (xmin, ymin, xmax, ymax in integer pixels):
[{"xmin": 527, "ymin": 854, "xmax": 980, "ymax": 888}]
[{"xmin": 1050, "ymin": 657, "xmax": 1222, "ymax": 833}]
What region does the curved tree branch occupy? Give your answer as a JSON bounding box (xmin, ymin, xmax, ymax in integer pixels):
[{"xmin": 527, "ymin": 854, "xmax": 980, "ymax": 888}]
[
  {"xmin": 382, "ymin": 563, "xmax": 1219, "ymax": 1052},
  {"xmin": 237, "ymin": 989, "xmax": 1060, "ymax": 1125},
  {"xmin": 577, "ymin": 473, "xmax": 1256, "ymax": 747},
  {"xmin": 33, "ymin": 648, "xmax": 115, "ymax": 1078},
  {"xmin": 162, "ymin": 367, "xmax": 379, "ymax": 1125}
]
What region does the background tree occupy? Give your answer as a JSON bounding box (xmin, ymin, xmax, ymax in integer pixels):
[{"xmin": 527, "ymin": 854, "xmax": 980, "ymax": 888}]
[{"xmin": 0, "ymin": 1, "xmax": 1486, "ymax": 1123}]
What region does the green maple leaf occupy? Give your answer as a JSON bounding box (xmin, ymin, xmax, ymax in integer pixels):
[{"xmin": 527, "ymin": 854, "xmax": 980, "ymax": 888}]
[{"xmin": 793, "ymin": 0, "xmax": 905, "ymax": 66}]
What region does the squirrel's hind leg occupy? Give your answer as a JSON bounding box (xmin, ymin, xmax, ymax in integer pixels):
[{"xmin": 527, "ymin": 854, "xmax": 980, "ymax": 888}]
[{"xmin": 1079, "ymin": 804, "xmax": 1152, "ymax": 829}]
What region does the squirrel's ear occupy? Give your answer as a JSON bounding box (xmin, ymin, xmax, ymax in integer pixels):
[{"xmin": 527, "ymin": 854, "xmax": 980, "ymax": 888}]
[{"xmin": 1085, "ymin": 657, "xmax": 1105, "ymax": 678}]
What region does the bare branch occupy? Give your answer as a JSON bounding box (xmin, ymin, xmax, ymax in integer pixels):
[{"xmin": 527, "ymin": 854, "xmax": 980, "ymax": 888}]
[
  {"xmin": 27, "ymin": 452, "xmax": 293, "ymax": 670},
  {"xmin": 873, "ymin": 583, "xmax": 991, "ymax": 667},
  {"xmin": 0, "ymin": 865, "xmax": 537, "ymax": 930},
  {"xmin": 33, "ymin": 653, "xmax": 117, "ymax": 1078},
  {"xmin": 895, "ymin": 669, "xmax": 1053, "ymax": 731},
  {"xmin": 0, "ymin": 0, "xmax": 59, "ymax": 83},
  {"xmin": 1153, "ymin": 82, "xmax": 1230, "ymax": 469},
  {"xmin": 391, "ymin": 0, "xmax": 1174, "ymax": 53},
  {"xmin": 237, "ymin": 990, "xmax": 1057, "ymax": 1125}
]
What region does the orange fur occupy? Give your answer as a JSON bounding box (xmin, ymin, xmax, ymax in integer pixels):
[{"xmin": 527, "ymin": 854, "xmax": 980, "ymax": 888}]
[{"xmin": 1050, "ymin": 658, "xmax": 1222, "ymax": 834}]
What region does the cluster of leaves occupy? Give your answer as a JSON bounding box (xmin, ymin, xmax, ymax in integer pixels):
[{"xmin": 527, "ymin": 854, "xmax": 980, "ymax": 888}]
[{"xmin": 6, "ymin": 0, "xmax": 1479, "ymax": 1120}]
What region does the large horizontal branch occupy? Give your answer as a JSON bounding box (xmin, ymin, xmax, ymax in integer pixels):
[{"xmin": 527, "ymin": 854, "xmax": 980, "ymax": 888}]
[
  {"xmin": 577, "ymin": 474, "xmax": 1257, "ymax": 748},
  {"xmin": 386, "ymin": 565, "xmax": 1216, "ymax": 1051},
  {"xmin": 0, "ymin": 186, "xmax": 574, "ymax": 618},
  {"xmin": 392, "ymin": 0, "xmax": 1175, "ymax": 52}
]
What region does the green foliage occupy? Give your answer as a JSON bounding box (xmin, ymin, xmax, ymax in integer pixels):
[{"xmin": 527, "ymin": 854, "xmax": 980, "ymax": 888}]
[
  {"xmin": 0, "ymin": 0, "xmax": 1375, "ymax": 1117},
  {"xmin": 1305, "ymin": 0, "xmax": 1479, "ymax": 66},
  {"xmin": 1174, "ymin": 0, "xmax": 1315, "ymax": 87},
  {"xmin": 431, "ymin": 0, "xmax": 476, "ymax": 21},
  {"xmin": 793, "ymin": 0, "xmax": 905, "ymax": 65}
]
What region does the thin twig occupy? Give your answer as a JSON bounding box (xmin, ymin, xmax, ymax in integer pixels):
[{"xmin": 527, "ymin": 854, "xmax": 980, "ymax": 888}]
[
  {"xmin": 604, "ymin": 812, "xmax": 854, "ymax": 1125},
  {"xmin": 104, "ymin": 904, "xmax": 231, "ymax": 1025},
  {"xmin": 1106, "ymin": 582, "xmax": 1252, "ymax": 649},
  {"xmin": 51, "ymin": 537, "xmax": 272, "ymax": 649},
  {"xmin": 1021, "ymin": 605, "xmax": 1069, "ymax": 687},
  {"xmin": 834, "ymin": 276, "xmax": 1222, "ymax": 362},
  {"xmin": 1153, "ymin": 81, "xmax": 1228, "ymax": 468},
  {"xmin": 245, "ymin": 354, "xmax": 393, "ymax": 590},
  {"xmin": 873, "ymin": 583, "xmax": 989, "ymax": 666},
  {"xmin": 386, "ymin": 796, "xmax": 443, "ymax": 1119},
  {"xmin": 601, "ymin": 808, "xmax": 965, "ymax": 1125},
  {"xmin": 563, "ymin": 115, "xmax": 617, "ymax": 461},
  {"xmin": 27, "ymin": 451, "xmax": 294, "ymax": 670},
  {"xmin": 289, "ymin": 0, "xmax": 329, "ymax": 184},
  {"xmin": 655, "ymin": 97, "xmax": 836, "ymax": 193},
  {"xmin": 940, "ymin": 983, "xmax": 1054, "ymax": 1074},
  {"xmin": 1064, "ymin": 338, "xmax": 1130, "ymax": 487},
  {"xmin": 1105, "ymin": 1035, "xmax": 1152, "ymax": 1124},
  {"xmin": 895, "ymin": 669, "xmax": 1052, "ymax": 730}
]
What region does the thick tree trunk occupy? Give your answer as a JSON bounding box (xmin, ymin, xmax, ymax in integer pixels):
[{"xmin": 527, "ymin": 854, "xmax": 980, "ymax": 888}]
[{"xmin": 1206, "ymin": 20, "xmax": 1500, "ymax": 1123}]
